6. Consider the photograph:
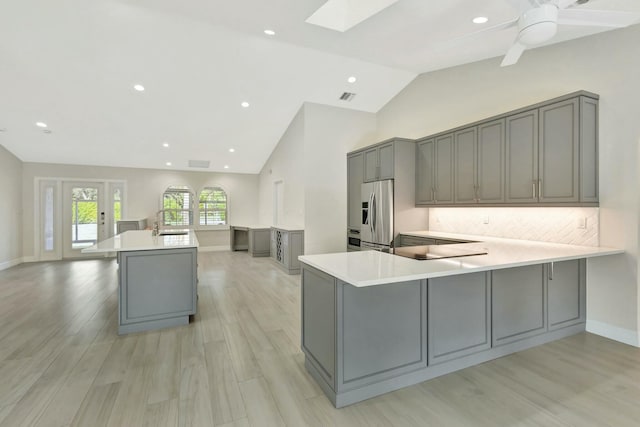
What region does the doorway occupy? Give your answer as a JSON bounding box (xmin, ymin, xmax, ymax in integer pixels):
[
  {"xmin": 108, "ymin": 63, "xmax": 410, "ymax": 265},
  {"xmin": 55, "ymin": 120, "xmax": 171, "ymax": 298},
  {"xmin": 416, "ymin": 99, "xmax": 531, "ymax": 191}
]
[{"xmin": 62, "ymin": 182, "xmax": 106, "ymax": 258}]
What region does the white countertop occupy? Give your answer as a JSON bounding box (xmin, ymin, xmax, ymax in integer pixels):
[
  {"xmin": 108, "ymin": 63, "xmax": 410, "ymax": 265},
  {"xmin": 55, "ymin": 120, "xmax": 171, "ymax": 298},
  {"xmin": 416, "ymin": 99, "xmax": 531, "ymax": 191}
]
[
  {"xmin": 299, "ymin": 231, "xmax": 623, "ymax": 287},
  {"xmin": 81, "ymin": 230, "xmax": 199, "ymax": 253},
  {"xmin": 230, "ymin": 224, "xmax": 272, "ymax": 230}
]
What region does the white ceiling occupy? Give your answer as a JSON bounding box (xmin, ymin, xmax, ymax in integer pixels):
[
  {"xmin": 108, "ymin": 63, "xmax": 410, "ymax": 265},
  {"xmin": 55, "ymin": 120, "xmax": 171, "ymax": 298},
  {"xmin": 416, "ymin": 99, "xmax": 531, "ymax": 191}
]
[{"xmin": 1, "ymin": 0, "xmax": 638, "ymax": 173}]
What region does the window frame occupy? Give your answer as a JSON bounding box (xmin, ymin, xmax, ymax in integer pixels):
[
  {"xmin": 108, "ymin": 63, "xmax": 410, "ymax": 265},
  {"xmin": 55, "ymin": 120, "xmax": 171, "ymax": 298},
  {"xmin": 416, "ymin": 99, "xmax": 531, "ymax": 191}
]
[
  {"xmin": 198, "ymin": 186, "xmax": 228, "ymax": 227},
  {"xmin": 160, "ymin": 186, "xmax": 194, "ymax": 227}
]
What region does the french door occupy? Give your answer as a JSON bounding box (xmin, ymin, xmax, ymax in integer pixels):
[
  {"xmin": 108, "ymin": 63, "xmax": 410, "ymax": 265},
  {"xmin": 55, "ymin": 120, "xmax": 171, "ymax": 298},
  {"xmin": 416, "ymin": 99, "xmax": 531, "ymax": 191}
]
[{"xmin": 62, "ymin": 182, "xmax": 106, "ymax": 258}]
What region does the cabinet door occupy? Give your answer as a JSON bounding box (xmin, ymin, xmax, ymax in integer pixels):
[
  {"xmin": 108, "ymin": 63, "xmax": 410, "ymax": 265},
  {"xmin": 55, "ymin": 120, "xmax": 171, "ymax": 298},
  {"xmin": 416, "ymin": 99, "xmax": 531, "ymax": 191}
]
[
  {"xmin": 416, "ymin": 140, "xmax": 435, "ymax": 205},
  {"xmin": 377, "ymin": 143, "xmax": 394, "ymax": 180},
  {"xmin": 477, "ymin": 119, "xmax": 505, "ymax": 203},
  {"xmin": 347, "ymin": 153, "xmax": 364, "ymax": 230},
  {"xmin": 539, "ymin": 99, "xmax": 580, "ymax": 203},
  {"xmin": 505, "ymin": 110, "xmax": 538, "ymax": 203},
  {"xmin": 363, "ymin": 148, "xmax": 379, "ymax": 182},
  {"xmin": 428, "ymin": 272, "xmax": 490, "ymax": 364},
  {"xmin": 548, "ymin": 259, "xmax": 585, "ymax": 331},
  {"xmin": 492, "ymin": 264, "xmax": 546, "ymax": 346},
  {"xmin": 434, "ymin": 133, "xmax": 454, "ymax": 204},
  {"xmin": 580, "ymin": 97, "xmax": 598, "ymax": 203},
  {"xmin": 454, "ymin": 127, "xmax": 477, "ymax": 204}
]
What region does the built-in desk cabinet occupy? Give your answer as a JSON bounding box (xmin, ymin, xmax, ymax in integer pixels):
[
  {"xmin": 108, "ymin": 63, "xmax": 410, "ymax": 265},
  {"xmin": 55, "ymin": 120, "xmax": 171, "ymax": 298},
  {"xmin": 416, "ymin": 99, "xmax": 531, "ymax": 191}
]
[
  {"xmin": 270, "ymin": 227, "xmax": 304, "ymax": 274},
  {"xmin": 416, "ymin": 91, "xmax": 598, "ymax": 207}
]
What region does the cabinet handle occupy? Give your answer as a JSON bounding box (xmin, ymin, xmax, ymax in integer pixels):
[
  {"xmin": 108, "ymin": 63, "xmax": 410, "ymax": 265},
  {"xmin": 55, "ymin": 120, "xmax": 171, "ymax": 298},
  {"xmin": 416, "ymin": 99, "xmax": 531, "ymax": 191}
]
[
  {"xmin": 539, "ymin": 179, "xmax": 543, "ymax": 199},
  {"xmin": 548, "ymin": 262, "xmax": 554, "ymax": 281},
  {"xmin": 532, "ymin": 181, "xmax": 536, "ymax": 199}
]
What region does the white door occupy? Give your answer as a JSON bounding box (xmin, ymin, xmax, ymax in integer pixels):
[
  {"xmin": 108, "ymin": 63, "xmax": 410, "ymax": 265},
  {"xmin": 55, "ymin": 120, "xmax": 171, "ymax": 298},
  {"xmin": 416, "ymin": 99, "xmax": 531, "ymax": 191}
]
[
  {"xmin": 62, "ymin": 182, "xmax": 106, "ymax": 258},
  {"xmin": 38, "ymin": 179, "xmax": 62, "ymax": 260}
]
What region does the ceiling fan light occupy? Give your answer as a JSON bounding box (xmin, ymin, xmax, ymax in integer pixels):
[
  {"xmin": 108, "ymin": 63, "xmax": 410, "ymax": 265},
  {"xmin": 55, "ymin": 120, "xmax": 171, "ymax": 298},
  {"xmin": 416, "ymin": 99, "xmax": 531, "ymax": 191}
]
[{"xmin": 518, "ymin": 21, "xmax": 558, "ymax": 45}]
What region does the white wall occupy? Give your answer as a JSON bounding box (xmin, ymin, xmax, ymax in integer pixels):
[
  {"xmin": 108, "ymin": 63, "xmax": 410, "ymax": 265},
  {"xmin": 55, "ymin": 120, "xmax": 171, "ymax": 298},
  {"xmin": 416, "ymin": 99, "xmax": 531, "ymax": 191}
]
[
  {"xmin": 376, "ymin": 25, "xmax": 640, "ymax": 346},
  {"xmin": 258, "ymin": 108, "xmax": 306, "ymax": 227},
  {"xmin": 0, "ymin": 145, "xmax": 23, "ymax": 269},
  {"xmin": 22, "ymin": 163, "xmax": 259, "ymax": 257},
  {"xmin": 257, "ymin": 103, "xmax": 377, "ymax": 254},
  {"xmin": 303, "ymin": 103, "xmax": 377, "ymax": 254}
]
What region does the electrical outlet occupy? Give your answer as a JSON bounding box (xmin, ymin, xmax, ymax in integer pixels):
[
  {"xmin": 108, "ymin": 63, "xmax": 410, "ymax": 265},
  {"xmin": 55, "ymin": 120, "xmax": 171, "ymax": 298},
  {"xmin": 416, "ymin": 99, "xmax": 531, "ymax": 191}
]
[
  {"xmin": 577, "ymin": 217, "xmax": 587, "ymax": 229},
  {"xmin": 483, "ymin": 216, "xmax": 489, "ymax": 225}
]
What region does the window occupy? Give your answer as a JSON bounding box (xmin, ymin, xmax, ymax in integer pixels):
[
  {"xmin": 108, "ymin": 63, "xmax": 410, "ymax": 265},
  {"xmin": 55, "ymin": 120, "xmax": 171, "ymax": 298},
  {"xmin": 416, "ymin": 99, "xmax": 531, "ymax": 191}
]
[
  {"xmin": 199, "ymin": 187, "xmax": 227, "ymax": 225},
  {"xmin": 160, "ymin": 186, "xmax": 193, "ymax": 226}
]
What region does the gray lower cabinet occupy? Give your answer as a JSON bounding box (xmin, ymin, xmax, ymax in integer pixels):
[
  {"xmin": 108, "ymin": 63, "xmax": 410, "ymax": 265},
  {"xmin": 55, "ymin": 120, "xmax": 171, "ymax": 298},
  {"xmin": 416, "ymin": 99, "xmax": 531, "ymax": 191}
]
[
  {"xmin": 301, "ymin": 258, "xmax": 587, "ymax": 407},
  {"xmin": 116, "ymin": 218, "xmax": 147, "ymax": 234},
  {"xmin": 270, "ymin": 227, "xmax": 304, "ymax": 274},
  {"xmin": 492, "ymin": 264, "xmax": 546, "ymax": 346},
  {"xmin": 428, "ymin": 272, "xmax": 490, "ymax": 365},
  {"xmin": 118, "ymin": 247, "xmax": 197, "ymax": 335},
  {"xmin": 548, "ymin": 259, "xmax": 586, "ymax": 330},
  {"xmin": 248, "ymin": 228, "xmax": 271, "ymax": 257}
]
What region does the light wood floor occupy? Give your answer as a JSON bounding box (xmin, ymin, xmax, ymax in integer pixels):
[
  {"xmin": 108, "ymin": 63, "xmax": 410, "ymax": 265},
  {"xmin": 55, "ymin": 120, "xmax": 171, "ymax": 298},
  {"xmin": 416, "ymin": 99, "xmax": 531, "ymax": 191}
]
[{"xmin": 1, "ymin": 251, "xmax": 640, "ymax": 426}]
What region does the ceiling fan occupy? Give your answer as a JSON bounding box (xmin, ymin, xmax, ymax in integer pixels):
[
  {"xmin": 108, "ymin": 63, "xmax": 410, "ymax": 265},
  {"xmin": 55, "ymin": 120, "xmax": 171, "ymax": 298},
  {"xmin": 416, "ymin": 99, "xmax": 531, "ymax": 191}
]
[{"xmin": 478, "ymin": 0, "xmax": 640, "ymax": 66}]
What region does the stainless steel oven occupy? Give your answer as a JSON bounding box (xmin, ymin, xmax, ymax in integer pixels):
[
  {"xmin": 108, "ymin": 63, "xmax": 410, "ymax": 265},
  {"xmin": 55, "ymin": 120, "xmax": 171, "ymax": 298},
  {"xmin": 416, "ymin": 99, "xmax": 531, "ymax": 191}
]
[{"xmin": 347, "ymin": 228, "xmax": 360, "ymax": 251}]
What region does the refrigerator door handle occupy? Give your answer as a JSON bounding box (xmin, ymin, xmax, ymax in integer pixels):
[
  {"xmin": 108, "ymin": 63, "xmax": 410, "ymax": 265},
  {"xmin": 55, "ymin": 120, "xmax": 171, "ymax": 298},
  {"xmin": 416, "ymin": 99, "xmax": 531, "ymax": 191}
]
[
  {"xmin": 371, "ymin": 193, "xmax": 376, "ymax": 234},
  {"xmin": 369, "ymin": 192, "xmax": 374, "ymax": 237}
]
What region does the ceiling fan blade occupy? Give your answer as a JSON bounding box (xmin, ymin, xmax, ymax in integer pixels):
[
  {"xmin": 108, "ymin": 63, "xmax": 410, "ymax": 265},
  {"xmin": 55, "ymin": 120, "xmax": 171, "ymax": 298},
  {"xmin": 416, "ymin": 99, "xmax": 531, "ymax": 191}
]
[
  {"xmin": 558, "ymin": 9, "xmax": 640, "ymax": 27},
  {"xmin": 442, "ymin": 17, "xmax": 518, "ymax": 48},
  {"xmin": 501, "ymin": 41, "xmax": 526, "ymax": 66}
]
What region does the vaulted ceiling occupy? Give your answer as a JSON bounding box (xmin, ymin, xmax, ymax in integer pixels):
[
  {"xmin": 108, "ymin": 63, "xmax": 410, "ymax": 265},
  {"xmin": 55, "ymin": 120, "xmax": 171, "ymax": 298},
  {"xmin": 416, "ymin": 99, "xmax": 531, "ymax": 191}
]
[{"xmin": 1, "ymin": 0, "xmax": 638, "ymax": 173}]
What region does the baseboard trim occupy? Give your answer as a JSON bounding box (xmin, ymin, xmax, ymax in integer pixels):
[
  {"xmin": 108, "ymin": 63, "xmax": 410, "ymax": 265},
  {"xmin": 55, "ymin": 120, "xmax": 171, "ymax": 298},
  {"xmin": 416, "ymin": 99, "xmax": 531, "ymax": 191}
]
[
  {"xmin": 0, "ymin": 257, "xmax": 24, "ymax": 271},
  {"xmin": 198, "ymin": 246, "xmax": 230, "ymax": 253},
  {"xmin": 586, "ymin": 319, "xmax": 639, "ymax": 347}
]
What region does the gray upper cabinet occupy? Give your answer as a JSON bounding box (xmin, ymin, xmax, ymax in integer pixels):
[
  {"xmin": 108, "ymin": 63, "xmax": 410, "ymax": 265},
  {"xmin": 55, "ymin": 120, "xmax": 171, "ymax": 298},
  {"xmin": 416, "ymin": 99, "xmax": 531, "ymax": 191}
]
[
  {"xmin": 539, "ymin": 98, "xmax": 580, "ymax": 203},
  {"xmin": 477, "ymin": 119, "xmax": 505, "ymax": 203},
  {"xmin": 418, "ymin": 91, "xmax": 598, "ymax": 207},
  {"xmin": 363, "ymin": 142, "xmax": 394, "ymax": 182},
  {"xmin": 454, "ymin": 127, "xmax": 477, "ymax": 204},
  {"xmin": 505, "ymin": 109, "xmax": 539, "ymax": 203},
  {"xmin": 347, "ymin": 152, "xmax": 364, "ymax": 230},
  {"xmin": 416, "ymin": 135, "xmax": 453, "ymax": 205},
  {"xmin": 454, "ymin": 120, "xmax": 505, "ymax": 204}
]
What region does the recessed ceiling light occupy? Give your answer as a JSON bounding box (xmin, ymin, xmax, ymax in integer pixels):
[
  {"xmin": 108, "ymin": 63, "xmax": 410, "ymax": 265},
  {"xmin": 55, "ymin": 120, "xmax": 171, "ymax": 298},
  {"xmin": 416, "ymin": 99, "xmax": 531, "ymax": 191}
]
[
  {"xmin": 473, "ymin": 16, "xmax": 489, "ymax": 24},
  {"xmin": 229, "ymin": 148, "xmax": 235, "ymax": 153},
  {"xmin": 264, "ymin": 29, "xmax": 275, "ymax": 36},
  {"xmin": 165, "ymin": 162, "xmax": 172, "ymax": 166},
  {"xmin": 134, "ymin": 84, "xmax": 145, "ymax": 91},
  {"xmin": 241, "ymin": 102, "xmax": 250, "ymax": 108},
  {"xmin": 347, "ymin": 76, "xmax": 357, "ymax": 83},
  {"xmin": 224, "ymin": 165, "xmax": 229, "ymax": 169},
  {"xmin": 36, "ymin": 122, "xmax": 47, "ymax": 128},
  {"xmin": 162, "ymin": 142, "xmax": 169, "ymax": 148}
]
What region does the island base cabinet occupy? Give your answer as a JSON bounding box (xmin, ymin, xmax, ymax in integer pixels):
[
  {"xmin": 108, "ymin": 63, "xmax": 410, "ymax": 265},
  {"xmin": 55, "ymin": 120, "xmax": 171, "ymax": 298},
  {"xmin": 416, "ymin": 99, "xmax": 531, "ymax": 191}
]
[{"xmin": 118, "ymin": 248, "xmax": 197, "ymax": 335}]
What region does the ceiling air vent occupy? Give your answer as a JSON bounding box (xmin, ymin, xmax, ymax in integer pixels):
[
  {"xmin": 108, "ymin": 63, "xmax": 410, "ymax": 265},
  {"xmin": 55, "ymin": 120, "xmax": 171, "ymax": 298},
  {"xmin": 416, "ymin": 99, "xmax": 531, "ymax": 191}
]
[
  {"xmin": 188, "ymin": 160, "xmax": 210, "ymax": 168},
  {"xmin": 339, "ymin": 92, "xmax": 356, "ymax": 102}
]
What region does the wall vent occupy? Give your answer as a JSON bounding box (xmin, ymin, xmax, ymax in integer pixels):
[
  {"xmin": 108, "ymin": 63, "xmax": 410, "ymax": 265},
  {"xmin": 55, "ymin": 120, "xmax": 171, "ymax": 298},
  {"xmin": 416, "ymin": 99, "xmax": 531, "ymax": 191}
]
[
  {"xmin": 339, "ymin": 92, "xmax": 356, "ymax": 102},
  {"xmin": 188, "ymin": 160, "xmax": 210, "ymax": 168}
]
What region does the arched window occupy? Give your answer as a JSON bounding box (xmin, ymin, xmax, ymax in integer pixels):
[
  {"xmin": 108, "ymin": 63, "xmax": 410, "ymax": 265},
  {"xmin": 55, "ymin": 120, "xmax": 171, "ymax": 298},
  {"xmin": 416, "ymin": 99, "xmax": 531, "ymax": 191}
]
[
  {"xmin": 161, "ymin": 185, "xmax": 193, "ymax": 226},
  {"xmin": 199, "ymin": 187, "xmax": 227, "ymax": 225}
]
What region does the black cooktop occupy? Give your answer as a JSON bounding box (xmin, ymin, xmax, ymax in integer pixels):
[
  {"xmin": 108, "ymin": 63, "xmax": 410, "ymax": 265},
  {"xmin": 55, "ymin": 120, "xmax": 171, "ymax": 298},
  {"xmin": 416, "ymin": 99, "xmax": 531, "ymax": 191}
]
[{"xmin": 390, "ymin": 245, "xmax": 488, "ymax": 260}]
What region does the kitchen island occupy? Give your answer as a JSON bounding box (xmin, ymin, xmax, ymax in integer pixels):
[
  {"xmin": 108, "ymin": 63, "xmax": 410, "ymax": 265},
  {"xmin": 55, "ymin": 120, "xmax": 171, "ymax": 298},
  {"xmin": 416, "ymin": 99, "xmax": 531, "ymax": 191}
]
[
  {"xmin": 299, "ymin": 233, "xmax": 623, "ymax": 408},
  {"xmin": 83, "ymin": 230, "xmax": 199, "ymax": 334}
]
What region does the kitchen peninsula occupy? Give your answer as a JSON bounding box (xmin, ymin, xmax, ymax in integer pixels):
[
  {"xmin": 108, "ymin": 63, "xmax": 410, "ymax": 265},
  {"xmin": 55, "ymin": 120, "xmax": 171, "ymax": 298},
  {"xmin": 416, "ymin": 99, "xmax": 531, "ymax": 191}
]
[
  {"xmin": 83, "ymin": 230, "xmax": 199, "ymax": 334},
  {"xmin": 299, "ymin": 232, "xmax": 622, "ymax": 408}
]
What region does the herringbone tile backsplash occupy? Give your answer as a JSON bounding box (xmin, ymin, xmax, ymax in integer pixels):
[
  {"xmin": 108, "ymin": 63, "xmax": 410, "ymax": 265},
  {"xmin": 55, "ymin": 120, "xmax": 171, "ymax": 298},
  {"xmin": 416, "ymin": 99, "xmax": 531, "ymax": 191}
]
[{"xmin": 429, "ymin": 207, "xmax": 599, "ymax": 246}]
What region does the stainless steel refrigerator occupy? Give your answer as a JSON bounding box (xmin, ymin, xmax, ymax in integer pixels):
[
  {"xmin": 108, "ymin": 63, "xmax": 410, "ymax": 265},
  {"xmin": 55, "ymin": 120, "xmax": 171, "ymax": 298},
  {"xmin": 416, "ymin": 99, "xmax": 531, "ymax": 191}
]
[{"xmin": 360, "ymin": 180, "xmax": 393, "ymax": 251}]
